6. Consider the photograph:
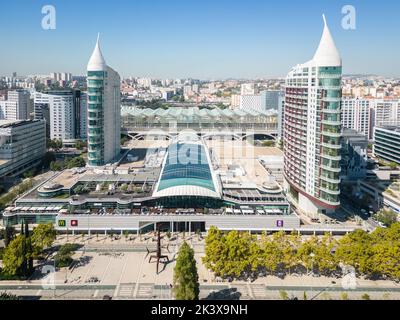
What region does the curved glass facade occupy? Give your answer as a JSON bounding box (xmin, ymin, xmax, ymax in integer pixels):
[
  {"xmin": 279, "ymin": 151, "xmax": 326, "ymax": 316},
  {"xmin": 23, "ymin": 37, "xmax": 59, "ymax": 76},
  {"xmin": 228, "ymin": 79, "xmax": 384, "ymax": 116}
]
[
  {"xmin": 158, "ymin": 143, "xmax": 215, "ymax": 192},
  {"xmin": 87, "ymin": 70, "xmax": 105, "ymax": 166},
  {"xmin": 319, "ymin": 66, "xmax": 342, "ymax": 205}
]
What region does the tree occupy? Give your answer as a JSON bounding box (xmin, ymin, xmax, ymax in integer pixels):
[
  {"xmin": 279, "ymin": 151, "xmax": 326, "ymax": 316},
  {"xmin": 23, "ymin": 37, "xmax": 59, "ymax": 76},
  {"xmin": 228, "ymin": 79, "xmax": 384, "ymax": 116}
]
[
  {"xmin": 262, "ymin": 234, "xmax": 283, "ymax": 274},
  {"xmin": 297, "ymin": 236, "xmax": 319, "ymax": 273},
  {"xmin": 282, "ymin": 232, "xmax": 301, "ymax": 275},
  {"xmin": 23, "ymin": 170, "xmax": 34, "ymax": 179},
  {"xmin": 48, "ymin": 139, "xmax": 63, "ymax": 151},
  {"xmin": 361, "ymin": 293, "xmax": 370, "ymax": 300},
  {"xmin": 369, "ymin": 223, "xmax": 400, "ymax": 280},
  {"xmin": 341, "ymin": 292, "xmax": 349, "ymax": 300},
  {"xmin": 50, "ymin": 161, "xmax": 63, "ymax": 171},
  {"xmin": 31, "ymin": 223, "xmax": 56, "ymax": 257},
  {"xmin": 374, "ymin": 209, "xmax": 398, "ymax": 227},
  {"xmin": 66, "ymin": 157, "xmax": 86, "ymax": 169},
  {"xmin": 173, "ymin": 242, "xmax": 199, "ymax": 300},
  {"xmin": 389, "ymin": 162, "xmax": 398, "ymax": 170},
  {"xmin": 261, "ymin": 140, "xmax": 275, "ymax": 147},
  {"xmin": 41, "ymin": 152, "xmax": 56, "ymax": 169},
  {"xmin": 279, "ymin": 290, "xmax": 288, "ymax": 300},
  {"xmin": 0, "ymin": 226, "xmax": 16, "ymax": 246},
  {"xmin": 2, "ymin": 235, "xmax": 26, "ymax": 276},
  {"xmin": 0, "ymin": 292, "xmax": 20, "ymax": 300},
  {"xmin": 54, "ymin": 243, "xmax": 78, "ymax": 268},
  {"xmin": 313, "ymin": 234, "xmax": 338, "ymax": 275},
  {"xmin": 74, "ymin": 140, "xmax": 86, "ymax": 150},
  {"xmin": 335, "ymin": 229, "xmax": 373, "ymax": 275},
  {"xmin": 202, "ymin": 226, "xmax": 223, "ymax": 274}
]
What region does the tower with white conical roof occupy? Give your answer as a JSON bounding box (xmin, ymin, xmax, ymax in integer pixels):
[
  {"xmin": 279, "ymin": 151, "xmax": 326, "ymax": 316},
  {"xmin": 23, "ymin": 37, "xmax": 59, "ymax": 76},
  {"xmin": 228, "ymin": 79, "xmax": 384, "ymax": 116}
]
[
  {"xmin": 87, "ymin": 35, "xmax": 121, "ymax": 166},
  {"xmin": 283, "ymin": 15, "xmax": 343, "ymax": 215},
  {"xmin": 313, "ymin": 15, "xmax": 342, "ymax": 67},
  {"xmin": 87, "ymin": 34, "xmax": 107, "ymax": 71}
]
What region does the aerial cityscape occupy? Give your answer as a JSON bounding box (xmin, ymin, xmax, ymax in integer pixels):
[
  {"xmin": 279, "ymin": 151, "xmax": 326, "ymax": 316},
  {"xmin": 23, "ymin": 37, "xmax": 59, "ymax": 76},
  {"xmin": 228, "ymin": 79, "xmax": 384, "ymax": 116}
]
[{"xmin": 0, "ymin": 0, "xmax": 399, "ymax": 307}]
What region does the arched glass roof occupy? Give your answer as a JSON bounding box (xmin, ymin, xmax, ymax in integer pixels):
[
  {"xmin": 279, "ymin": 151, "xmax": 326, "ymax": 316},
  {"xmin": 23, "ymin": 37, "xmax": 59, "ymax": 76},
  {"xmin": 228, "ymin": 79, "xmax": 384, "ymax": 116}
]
[{"xmin": 153, "ymin": 142, "xmax": 220, "ymax": 199}]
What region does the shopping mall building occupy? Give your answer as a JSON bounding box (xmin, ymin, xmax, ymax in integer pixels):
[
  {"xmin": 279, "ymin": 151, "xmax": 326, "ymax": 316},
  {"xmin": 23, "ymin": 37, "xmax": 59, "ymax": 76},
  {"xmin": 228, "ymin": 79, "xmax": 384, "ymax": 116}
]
[{"xmin": 2, "ymin": 135, "xmax": 300, "ymax": 233}]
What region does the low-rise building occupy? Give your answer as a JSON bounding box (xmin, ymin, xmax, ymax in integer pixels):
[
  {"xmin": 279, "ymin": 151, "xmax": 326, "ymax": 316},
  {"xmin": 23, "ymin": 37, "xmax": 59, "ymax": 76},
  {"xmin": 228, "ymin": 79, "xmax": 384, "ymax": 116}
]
[
  {"xmin": 0, "ymin": 119, "xmax": 46, "ymax": 178},
  {"xmin": 373, "ymin": 126, "xmax": 400, "ymax": 164}
]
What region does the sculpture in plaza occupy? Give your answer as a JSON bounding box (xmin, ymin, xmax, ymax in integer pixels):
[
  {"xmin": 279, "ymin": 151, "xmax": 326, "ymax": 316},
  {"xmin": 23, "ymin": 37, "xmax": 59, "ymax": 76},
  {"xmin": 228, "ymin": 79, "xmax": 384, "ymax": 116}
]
[{"xmin": 146, "ymin": 225, "xmax": 170, "ymax": 274}]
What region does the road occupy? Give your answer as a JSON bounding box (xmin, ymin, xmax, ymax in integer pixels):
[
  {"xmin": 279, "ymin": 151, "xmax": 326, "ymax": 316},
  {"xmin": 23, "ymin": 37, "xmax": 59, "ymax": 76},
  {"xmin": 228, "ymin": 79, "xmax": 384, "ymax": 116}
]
[{"xmin": 1, "ymin": 282, "xmax": 400, "ymax": 300}]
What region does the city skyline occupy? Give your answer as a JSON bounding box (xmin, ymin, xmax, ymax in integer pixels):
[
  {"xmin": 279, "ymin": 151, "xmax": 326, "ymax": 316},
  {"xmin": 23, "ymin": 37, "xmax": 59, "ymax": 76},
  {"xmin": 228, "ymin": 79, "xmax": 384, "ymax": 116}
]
[{"xmin": 1, "ymin": 0, "xmax": 400, "ymax": 78}]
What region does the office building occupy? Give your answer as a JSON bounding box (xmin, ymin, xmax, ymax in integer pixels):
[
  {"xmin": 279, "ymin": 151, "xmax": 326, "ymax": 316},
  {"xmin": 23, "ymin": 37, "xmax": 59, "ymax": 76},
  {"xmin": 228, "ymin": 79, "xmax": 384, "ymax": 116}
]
[
  {"xmin": 0, "ymin": 120, "xmax": 46, "ymax": 178},
  {"xmin": 283, "ymin": 15, "xmax": 342, "ymax": 214},
  {"xmin": 373, "ymin": 126, "xmax": 400, "ymax": 164},
  {"xmin": 239, "ymin": 94, "xmax": 264, "ymax": 112},
  {"xmin": 87, "ymin": 35, "xmax": 121, "ymax": 166},
  {"xmin": 340, "ymin": 129, "xmax": 368, "ymax": 181},
  {"xmin": 263, "ymin": 90, "xmax": 282, "ymax": 110},
  {"xmin": 0, "ymin": 90, "xmax": 30, "ymax": 120}
]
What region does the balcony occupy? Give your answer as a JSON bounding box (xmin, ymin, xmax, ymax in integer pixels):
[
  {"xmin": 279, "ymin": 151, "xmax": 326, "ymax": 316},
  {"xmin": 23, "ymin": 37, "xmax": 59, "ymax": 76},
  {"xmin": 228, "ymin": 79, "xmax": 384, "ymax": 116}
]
[
  {"xmin": 320, "ymin": 164, "xmax": 341, "ymax": 173},
  {"xmin": 320, "ymin": 175, "xmax": 341, "ymax": 184},
  {"xmin": 322, "ymin": 119, "xmax": 341, "ymax": 126},
  {"xmin": 321, "ymin": 154, "xmax": 341, "ymax": 162},
  {"xmin": 319, "ymin": 186, "xmax": 341, "ymax": 196},
  {"xmin": 322, "ymin": 97, "xmax": 341, "ymax": 103},
  {"xmin": 322, "ymin": 130, "xmax": 341, "ymax": 138},
  {"xmin": 321, "ymin": 142, "xmax": 341, "ymax": 150},
  {"xmin": 322, "ymin": 108, "xmax": 341, "ymax": 114}
]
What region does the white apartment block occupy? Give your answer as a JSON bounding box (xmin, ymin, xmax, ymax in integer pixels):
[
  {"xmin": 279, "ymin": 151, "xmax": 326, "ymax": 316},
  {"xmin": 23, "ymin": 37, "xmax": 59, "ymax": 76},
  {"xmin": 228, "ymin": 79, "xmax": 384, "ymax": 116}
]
[
  {"xmin": 34, "ymin": 90, "xmax": 87, "ymax": 141},
  {"xmin": 371, "ymin": 99, "xmax": 400, "ymax": 127},
  {"xmin": 341, "ymin": 98, "xmax": 371, "ymax": 138},
  {"xmin": 240, "ymin": 83, "xmax": 256, "ymax": 95},
  {"xmin": 283, "ymin": 15, "xmax": 342, "ymax": 214},
  {"xmin": 50, "ymin": 72, "xmax": 72, "ymax": 82},
  {"xmin": 230, "ymin": 94, "xmax": 241, "ymax": 109},
  {"xmin": 137, "ymin": 78, "xmax": 152, "ymax": 88},
  {"xmin": 0, "ymin": 90, "xmax": 30, "ymax": 121}
]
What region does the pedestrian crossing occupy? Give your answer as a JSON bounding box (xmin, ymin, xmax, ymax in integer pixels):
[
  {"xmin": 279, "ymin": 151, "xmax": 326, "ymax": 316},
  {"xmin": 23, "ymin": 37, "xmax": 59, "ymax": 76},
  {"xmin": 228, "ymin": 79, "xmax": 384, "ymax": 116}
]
[
  {"xmin": 117, "ymin": 283, "xmax": 136, "ymax": 297},
  {"xmin": 136, "ymin": 283, "xmax": 154, "ymax": 298},
  {"xmin": 250, "ymin": 285, "xmax": 266, "ymax": 299},
  {"xmin": 230, "ymin": 284, "xmax": 251, "ymax": 299}
]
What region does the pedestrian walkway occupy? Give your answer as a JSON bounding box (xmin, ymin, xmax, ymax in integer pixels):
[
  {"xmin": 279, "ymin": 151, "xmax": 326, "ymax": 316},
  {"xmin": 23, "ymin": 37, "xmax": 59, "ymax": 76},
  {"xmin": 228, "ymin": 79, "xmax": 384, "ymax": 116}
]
[
  {"xmin": 250, "ymin": 284, "xmax": 267, "ymax": 299},
  {"xmin": 117, "ymin": 283, "xmax": 136, "ymax": 298},
  {"xmin": 135, "ymin": 283, "xmax": 154, "ymax": 299}
]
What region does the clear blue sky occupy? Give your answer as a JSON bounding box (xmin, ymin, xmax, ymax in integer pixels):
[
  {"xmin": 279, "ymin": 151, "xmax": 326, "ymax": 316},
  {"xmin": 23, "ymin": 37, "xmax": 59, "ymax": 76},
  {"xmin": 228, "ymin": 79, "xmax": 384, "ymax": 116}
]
[{"xmin": 0, "ymin": 0, "xmax": 399, "ymax": 79}]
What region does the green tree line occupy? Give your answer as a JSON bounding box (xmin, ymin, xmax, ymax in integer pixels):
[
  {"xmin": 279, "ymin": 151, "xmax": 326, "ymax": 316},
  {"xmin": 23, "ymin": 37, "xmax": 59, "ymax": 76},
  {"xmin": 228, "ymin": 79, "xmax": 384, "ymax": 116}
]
[
  {"xmin": 203, "ymin": 224, "xmax": 400, "ymax": 281},
  {"xmin": 0, "ymin": 179, "xmax": 34, "ymax": 210},
  {"xmin": 50, "ymin": 156, "xmax": 86, "ymax": 171}
]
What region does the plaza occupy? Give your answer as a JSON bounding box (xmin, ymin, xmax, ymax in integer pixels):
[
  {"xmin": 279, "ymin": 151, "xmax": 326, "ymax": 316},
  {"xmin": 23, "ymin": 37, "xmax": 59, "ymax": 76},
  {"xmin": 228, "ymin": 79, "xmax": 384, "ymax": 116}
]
[{"xmin": 1, "ymin": 234, "xmax": 400, "ymax": 300}]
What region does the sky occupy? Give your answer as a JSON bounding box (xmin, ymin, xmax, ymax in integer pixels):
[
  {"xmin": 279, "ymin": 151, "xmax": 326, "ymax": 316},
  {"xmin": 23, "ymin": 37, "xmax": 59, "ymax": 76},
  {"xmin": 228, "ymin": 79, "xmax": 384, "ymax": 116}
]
[{"xmin": 0, "ymin": 0, "xmax": 399, "ymax": 79}]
